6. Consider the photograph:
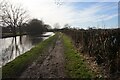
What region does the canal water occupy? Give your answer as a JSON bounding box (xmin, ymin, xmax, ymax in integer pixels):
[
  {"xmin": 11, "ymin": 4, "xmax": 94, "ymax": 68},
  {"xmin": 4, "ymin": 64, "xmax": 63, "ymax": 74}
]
[{"xmin": 0, "ymin": 32, "xmax": 54, "ymax": 67}]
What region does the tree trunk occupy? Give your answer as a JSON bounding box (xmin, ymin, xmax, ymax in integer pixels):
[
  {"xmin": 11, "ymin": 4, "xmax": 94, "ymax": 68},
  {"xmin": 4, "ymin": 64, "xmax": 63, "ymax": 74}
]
[{"xmin": 13, "ymin": 26, "xmax": 16, "ymax": 36}]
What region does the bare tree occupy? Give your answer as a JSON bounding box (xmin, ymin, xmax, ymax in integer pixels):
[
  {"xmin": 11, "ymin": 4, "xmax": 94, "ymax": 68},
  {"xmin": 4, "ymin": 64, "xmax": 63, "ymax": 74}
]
[{"xmin": 0, "ymin": 1, "xmax": 29, "ymax": 35}]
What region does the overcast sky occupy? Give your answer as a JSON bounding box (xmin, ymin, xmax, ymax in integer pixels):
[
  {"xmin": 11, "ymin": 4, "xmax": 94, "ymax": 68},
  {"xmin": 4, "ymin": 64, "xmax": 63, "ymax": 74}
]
[{"xmin": 7, "ymin": 0, "xmax": 119, "ymax": 29}]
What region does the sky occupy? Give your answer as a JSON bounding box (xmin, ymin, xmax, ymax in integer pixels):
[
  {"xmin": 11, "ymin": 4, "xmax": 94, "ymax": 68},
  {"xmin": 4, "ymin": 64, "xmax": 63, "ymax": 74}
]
[{"xmin": 6, "ymin": 0, "xmax": 119, "ymax": 29}]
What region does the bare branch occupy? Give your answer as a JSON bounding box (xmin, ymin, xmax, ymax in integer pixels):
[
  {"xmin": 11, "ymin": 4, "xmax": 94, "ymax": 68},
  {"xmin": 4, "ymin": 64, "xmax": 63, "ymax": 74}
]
[{"xmin": 0, "ymin": 1, "xmax": 29, "ymax": 28}]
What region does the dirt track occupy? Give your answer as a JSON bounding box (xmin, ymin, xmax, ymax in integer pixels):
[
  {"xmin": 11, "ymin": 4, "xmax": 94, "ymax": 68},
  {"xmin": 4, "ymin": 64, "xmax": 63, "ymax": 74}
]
[{"xmin": 20, "ymin": 35, "xmax": 66, "ymax": 78}]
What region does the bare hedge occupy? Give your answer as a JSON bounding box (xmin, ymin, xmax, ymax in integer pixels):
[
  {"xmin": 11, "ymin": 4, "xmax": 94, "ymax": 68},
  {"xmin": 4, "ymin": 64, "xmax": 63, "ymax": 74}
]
[{"xmin": 62, "ymin": 28, "xmax": 120, "ymax": 77}]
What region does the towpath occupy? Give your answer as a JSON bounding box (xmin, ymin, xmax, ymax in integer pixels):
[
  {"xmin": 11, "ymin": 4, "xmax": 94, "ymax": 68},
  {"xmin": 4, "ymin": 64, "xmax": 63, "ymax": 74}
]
[{"xmin": 20, "ymin": 34, "xmax": 66, "ymax": 78}]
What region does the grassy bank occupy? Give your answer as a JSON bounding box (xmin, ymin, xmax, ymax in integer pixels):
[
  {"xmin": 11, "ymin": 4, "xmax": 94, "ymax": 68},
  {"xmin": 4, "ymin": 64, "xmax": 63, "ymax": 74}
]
[
  {"xmin": 2, "ymin": 33, "xmax": 57, "ymax": 78},
  {"xmin": 62, "ymin": 33, "xmax": 95, "ymax": 78}
]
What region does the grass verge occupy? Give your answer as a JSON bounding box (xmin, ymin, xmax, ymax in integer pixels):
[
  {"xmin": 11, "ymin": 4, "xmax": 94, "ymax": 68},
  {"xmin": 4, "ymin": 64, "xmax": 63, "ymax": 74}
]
[
  {"xmin": 2, "ymin": 33, "xmax": 57, "ymax": 78},
  {"xmin": 62, "ymin": 33, "xmax": 95, "ymax": 78}
]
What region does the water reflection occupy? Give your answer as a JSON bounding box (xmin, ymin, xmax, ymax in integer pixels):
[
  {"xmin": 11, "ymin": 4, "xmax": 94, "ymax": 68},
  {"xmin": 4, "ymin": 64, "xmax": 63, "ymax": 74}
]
[
  {"xmin": 29, "ymin": 35, "xmax": 43, "ymax": 45},
  {"xmin": 1, "ymin": 32, "xmax": 54, "ymax": 67}
]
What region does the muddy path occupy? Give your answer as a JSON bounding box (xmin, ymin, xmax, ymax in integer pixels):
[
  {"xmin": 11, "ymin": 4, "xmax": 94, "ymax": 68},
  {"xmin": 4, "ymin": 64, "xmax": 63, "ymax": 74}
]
[{"xmin": 20, "ymin": 35, "xmax": 66, "ymax": 78}]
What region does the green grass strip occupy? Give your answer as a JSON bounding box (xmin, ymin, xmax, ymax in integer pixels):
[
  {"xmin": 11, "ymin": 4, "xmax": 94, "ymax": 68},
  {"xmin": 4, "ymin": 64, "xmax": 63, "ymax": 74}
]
[
  {"xmin": 62, "ymin": 33, "xmax": 95, "ymax": 78},
  {"xmin": 2, "ymin": 33, "xmax": 57, "ymax": 78}
]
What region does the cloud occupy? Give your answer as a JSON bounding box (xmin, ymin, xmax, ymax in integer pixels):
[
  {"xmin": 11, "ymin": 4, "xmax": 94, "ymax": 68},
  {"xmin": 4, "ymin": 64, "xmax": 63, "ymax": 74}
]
[
  {"xmin": 8, "ymin": 0, "xmax": 76, "ymax": 28},
  {"xmin": 7, "ymin": 0, "xmax": 118, "ymax": 28},
  {"xmin": 96, "ymin": 14, "xmax": 118, "ymax": 22},
  {"xmin": 73, "ymin": 4, "xmax": 103, "ymax": 23},
  {"xmin": 71, "ymin": 3, "xmax": 118, "ymax": 25},
  {"xmin": 63, "ymin": 0, "xmax": 119, "ymax": 2}
]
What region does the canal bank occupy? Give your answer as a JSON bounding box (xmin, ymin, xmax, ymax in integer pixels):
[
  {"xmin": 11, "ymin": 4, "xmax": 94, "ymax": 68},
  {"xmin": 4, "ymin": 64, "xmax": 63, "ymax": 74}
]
[
  {"xmin": 1, "ymin": 32, "xmax": 54, "ymax": 67},
  {"xmin": 2, "ymin": 33, "xmax": 57, "ymax": 78}
]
